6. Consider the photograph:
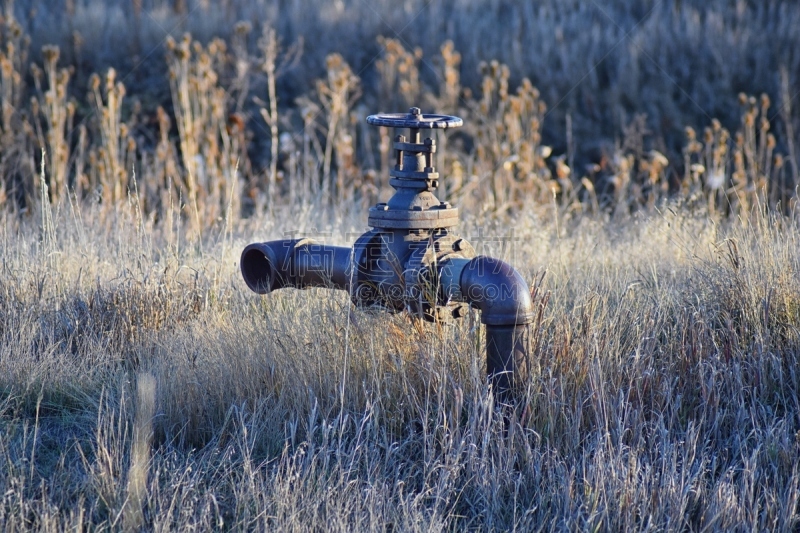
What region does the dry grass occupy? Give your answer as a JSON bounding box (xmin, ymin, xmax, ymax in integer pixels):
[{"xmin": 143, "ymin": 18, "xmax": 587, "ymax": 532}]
[
  {"xmin": 1, "ymin": 1, "xmax": 800, "ymax": 530},
  {"xmin": 1, "ymin": 0, "xmax": 798, "ymax": 224},
  {"xmin": 1, "ymin": 198, "xmax": 800, "ymax": 530}
]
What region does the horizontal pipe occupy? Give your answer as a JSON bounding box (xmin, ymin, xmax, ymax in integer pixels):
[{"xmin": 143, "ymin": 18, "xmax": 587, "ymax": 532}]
[
  {"xmin": 241, "ymin": 239, "xmax": 352, "ymax": 294},
  {"xmin": 437, "ymin": 256, "xmax": 471, "ymax": 303}
]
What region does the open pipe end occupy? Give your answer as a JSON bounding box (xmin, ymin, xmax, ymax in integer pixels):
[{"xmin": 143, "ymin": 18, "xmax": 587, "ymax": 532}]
[{"xmin": 241, "ymin": 243, "xmax": 277, "ymax": 294}]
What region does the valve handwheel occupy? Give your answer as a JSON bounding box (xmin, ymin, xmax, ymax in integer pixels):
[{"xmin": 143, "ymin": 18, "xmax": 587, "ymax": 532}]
[
  {"xmin": 366, "ymin": 107, "xmax": 463, "ymax": 129},
  {"xmin": 364, "ymin": 106, "xmax": 461, "ymax": 229}
]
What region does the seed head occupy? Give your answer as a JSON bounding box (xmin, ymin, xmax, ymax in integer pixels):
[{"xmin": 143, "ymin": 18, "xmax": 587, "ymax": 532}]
[
  {"xmin": 0, "ymin": 57, "xmax": 11, "ymax": 78},
  {"xmin": 649, "ymin": 150, "xmax": 669, "ymax": 168},
  {"xmin": 105, "ymin": 67, "xmax": 116, "ymax": 87},
  {"xmin": 9, "ymin": 21, "xmax": 22, "ymax": 39},
  {"xmin": 538, "ymin": 145, "xmax": 552, "ymax": 159},
  {"xmin": 234, "ymin": 21, "xmax": 252, "ymax": 36},
  {"xmin": 766, "ymin": 133, "xmax": 776, "ymax": 150},
  {"xmin": 500, "ymin": 64, "xmax": 510, "ymax": 80},
  {"xmin": 690, "ymin": 163, "xmax": 705, "ymax": 174},
  {"xmin": 42, "ymin": 45, "xmax": 60, "ymax": 65},
  {"xmin": 538, "ymin": 101, "xmax": 547, "ymax": 115},
  {"xmin": 89, "ymin": 73, "xmax": 100, "ymax": 92},
  {"xmin": 687, "ymin": 141, "xmax": 703, "ymax": 154},
  {"xmin": 738, "ymin": 92, "xmax": 748, "ymax": 106}
]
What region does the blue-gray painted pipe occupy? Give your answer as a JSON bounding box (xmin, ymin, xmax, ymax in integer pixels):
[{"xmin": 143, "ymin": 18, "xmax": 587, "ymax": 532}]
[
  {"xmin": 241, "ymin": 239, "xmax": 352, "ymax": 294},
  {"xmin": 440, "ymin": 255, "xmax": 534, "ymax": 396}
]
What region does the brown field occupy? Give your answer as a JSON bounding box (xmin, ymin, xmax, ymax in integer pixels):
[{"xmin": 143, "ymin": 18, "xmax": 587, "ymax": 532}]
[{"xmin": 1, "ymin": 0, "xmax": 800, "ymax": 530}]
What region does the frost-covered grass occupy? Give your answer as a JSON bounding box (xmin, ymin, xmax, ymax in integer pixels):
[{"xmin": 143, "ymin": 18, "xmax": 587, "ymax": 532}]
[{"xmin": 1, "ymin": 201, "xmax": 799, "ymax": 530}]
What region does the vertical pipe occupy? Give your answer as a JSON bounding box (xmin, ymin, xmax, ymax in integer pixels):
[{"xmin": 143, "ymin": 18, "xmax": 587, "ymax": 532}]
[{"xmin": 486, "ymin": 324, "xmax": 530, "ymax": 400}]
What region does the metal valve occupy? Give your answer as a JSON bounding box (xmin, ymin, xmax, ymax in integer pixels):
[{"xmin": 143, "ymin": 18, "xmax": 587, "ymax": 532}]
[{"xmin": 242, "ymin": 107, "xmax": 534, "ymax": 399}]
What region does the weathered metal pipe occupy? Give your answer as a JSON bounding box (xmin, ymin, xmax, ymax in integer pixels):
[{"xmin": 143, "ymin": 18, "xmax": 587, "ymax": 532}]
[
  {"xmin": 241, "ymin": 239, "xmax": 352, "ymax": 293},
  {"xmin": 241, "ymin": 108, "xmax": 536, "ymax": 400},
  {"xmin": 438, "ymin": 256, "xmax": 533, "ymax": 397},
  {"xmin": 458, "ymin": 257, "xmax": 534, "ymax": 326}
]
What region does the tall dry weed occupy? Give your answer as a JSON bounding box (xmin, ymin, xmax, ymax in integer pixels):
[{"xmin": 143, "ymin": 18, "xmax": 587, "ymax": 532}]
[
  {"xmin": 87, "ymin": 68, "xmax": 135, "ymax": 206},
  {"xmin": 165, "ymin": 33, "xmax": 242, "ymax": 230},
  {"xmin": 0, "ymin": 8, "xmax": 32, "ymax": 209},
  {"xmin": 30, "ymin": 45, "xmax": 73, "ymax": 205}
]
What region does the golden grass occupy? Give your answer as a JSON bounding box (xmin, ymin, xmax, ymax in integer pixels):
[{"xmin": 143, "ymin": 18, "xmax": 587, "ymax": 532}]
[
  {"xmin": 2, "ymin": 5, "xmax": 797, "ymax": 226},
  {"xmin": 1, "ymin": 3, "xmax": 799, "ymax": 529},
  {"xmin": 1, "ymin": 200, "xmax": 799, "ymax": 529}
]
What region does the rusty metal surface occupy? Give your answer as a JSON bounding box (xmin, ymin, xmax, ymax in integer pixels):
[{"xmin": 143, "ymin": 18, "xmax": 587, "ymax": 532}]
[
  {"xmin": 241, "ymin": 107, "xmax": 534, "ymax": 399},
  {"xmin": 367, "ymin": 109, "xmax": 459, "ymax": 229}
]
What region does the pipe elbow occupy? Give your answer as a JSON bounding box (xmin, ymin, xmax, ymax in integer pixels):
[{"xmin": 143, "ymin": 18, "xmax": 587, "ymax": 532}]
[{"xmin": 459, "ymin": 256, "xmax": 534, "ymax": 325}]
